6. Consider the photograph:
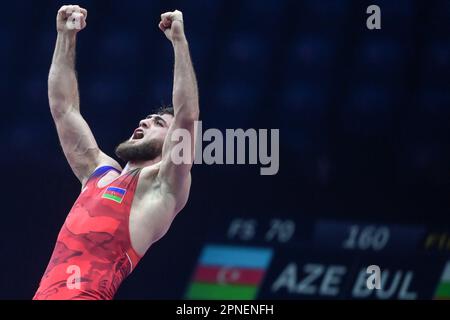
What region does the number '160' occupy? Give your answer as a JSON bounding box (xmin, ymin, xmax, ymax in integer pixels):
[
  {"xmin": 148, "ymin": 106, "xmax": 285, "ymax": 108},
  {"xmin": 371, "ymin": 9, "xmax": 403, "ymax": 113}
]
[{"xmin": 342, "ymin": 225, "xmax": 390, "ymax": 251}]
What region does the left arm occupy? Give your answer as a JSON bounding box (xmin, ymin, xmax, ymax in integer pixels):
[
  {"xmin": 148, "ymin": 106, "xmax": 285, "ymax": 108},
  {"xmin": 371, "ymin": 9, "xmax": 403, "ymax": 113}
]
[{"xmin": 158, "ymin": 10, "xmax": 200, "ymax": 211}]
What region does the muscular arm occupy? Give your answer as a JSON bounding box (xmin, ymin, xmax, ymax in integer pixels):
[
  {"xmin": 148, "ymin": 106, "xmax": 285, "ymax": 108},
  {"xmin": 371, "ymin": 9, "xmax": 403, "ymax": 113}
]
[
  {"xmin": 50, "ymin": 6, "xmax": 120, "ymax": 186},
  {"xmin": 157, "ymin": 11, "xmax": 200, "ymax": 212}
]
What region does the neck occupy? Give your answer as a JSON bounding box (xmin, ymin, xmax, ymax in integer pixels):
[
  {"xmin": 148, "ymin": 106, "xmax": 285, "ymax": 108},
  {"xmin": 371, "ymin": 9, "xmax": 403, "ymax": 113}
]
[{"xmin": 123, "ymin": 157, "xmax": 162, "ymax": 174}]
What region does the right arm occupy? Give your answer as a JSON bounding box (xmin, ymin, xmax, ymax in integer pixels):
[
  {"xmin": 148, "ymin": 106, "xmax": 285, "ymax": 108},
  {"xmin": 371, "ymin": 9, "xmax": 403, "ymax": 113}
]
[{"xmin": 49, "ymin": 5, "xmax": 120, "ymax": 186}]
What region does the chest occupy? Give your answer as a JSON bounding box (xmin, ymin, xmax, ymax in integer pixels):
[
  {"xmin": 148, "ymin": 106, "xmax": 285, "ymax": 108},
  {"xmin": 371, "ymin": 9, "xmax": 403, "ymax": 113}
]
[{"xmin": 64, "ymin": 171, "xmax": 139, "ymax": 236}]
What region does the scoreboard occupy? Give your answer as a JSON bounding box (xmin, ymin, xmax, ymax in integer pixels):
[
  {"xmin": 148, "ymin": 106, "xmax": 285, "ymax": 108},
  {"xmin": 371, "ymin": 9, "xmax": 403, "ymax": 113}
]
[{"xmin": 184, "ymin": 217, "xmax": 450, "ymax": 300}]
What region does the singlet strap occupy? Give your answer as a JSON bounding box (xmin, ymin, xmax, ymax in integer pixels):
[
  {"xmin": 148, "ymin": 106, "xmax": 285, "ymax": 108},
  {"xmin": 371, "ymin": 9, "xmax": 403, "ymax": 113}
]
[{"xmin": 86, "ymin": 166, "xmax": 122, "ymax": 184}]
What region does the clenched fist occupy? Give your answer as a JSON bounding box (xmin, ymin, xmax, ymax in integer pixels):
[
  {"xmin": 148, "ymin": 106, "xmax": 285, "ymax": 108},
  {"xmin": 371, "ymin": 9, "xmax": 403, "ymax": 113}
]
[
  {"xmin": 159, "ymin": 10, "xmax": 186, "ymax": 43},
  {"xmin": 57, "ymin": 5, "xmax": 88, "ymax": 34}
]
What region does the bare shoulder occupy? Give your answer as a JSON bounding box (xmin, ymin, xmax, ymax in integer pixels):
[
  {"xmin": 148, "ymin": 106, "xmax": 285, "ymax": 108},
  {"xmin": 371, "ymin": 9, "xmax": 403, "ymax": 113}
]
[
  {"xmin": 138, "ymin": 163, "xmax": 162, "ymax": 189},
  {"xmin": 140, "ymin": 162, "xmax": 162, "ymax": 179},
  {"xmin": 141, "ymin": 163, "xmax": 192, "ymax": 192},
  {"xmin": 135, "ymin": 163, "xmax": 164, "ymax": 197},
  {"xmin": 138, "ymin": 163, "xmax": 192, "ymax": 212}
]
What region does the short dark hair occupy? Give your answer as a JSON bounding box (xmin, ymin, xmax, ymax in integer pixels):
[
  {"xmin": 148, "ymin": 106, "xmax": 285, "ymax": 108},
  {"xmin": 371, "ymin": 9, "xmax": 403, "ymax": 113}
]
[{"xmin": 155, "ymin": 105, "xmax": 174, "ymax": 117}]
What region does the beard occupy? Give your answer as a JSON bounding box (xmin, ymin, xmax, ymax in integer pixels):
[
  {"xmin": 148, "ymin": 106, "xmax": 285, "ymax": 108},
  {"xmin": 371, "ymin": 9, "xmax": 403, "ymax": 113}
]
[{"xmin": 115, "ymin": 138, "xmax": 163, "ymax": 163}]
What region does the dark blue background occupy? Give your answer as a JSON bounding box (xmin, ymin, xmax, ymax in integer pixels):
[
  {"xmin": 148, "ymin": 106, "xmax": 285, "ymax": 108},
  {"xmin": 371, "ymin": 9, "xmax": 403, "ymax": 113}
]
[{"xmin": 1, "ymin": 0, "xmax": 450, "ymax": 299}]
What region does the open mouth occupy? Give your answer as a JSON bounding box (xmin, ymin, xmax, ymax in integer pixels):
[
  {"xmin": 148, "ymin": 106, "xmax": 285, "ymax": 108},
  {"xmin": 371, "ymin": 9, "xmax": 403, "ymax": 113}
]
[{"xmin": 133, "ymin": 129, "xmax": 145, "ymax": 140}]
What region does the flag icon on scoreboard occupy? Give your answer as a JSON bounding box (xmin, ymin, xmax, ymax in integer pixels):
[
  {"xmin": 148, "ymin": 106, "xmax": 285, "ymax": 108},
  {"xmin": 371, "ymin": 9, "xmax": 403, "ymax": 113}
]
[
  {"xmin": 434, "ymin": 261, "xmax": 450, "ymax": 300},
  {"xmin": 185, "ymin": 244, "xmax": 273, "ymax": 300}
]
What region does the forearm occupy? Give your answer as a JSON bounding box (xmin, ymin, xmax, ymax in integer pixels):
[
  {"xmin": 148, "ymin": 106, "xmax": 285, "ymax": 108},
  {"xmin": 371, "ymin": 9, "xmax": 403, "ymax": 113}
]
[
  {"xmin": 49, "ymin": 32, "xmax": 80, "ymax": 118},
  {"xmin": 172, "ymin": 39, "xmax": 199, "ymax": 120}
]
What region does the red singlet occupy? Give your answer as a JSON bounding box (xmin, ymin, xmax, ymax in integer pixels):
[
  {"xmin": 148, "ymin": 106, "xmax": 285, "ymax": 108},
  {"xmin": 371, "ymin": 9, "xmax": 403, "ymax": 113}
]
[{"xmin": 34, "ymin": 166, "xmax": 143, "ymax": 300}]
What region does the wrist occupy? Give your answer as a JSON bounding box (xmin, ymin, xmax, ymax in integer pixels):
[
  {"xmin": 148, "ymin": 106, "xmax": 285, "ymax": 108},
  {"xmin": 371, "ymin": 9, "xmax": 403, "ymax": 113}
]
[
  {"xmin": 57, "ymin": 31, "xmax": 77, "ymax": 41},
  {"xmin": 172, "ymin": 35, "xmax": 188, "ymax": 47}
]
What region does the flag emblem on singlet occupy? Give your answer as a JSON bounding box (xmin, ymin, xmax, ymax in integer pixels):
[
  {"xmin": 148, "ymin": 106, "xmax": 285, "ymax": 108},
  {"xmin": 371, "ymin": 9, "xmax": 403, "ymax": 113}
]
[
  {"xmin": 102, "ymin": 187, "xmax": 127, "ymax": 204},
  {"xmin": 186, "ymin": 244, "xmax": 273, "ymax": 300}
]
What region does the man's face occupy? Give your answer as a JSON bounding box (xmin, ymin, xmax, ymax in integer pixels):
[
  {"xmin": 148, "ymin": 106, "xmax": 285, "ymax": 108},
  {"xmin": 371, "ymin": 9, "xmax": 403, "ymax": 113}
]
[{"xmin": 115, "ymin": 114, "xmax": 174, "ymax": 162}]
